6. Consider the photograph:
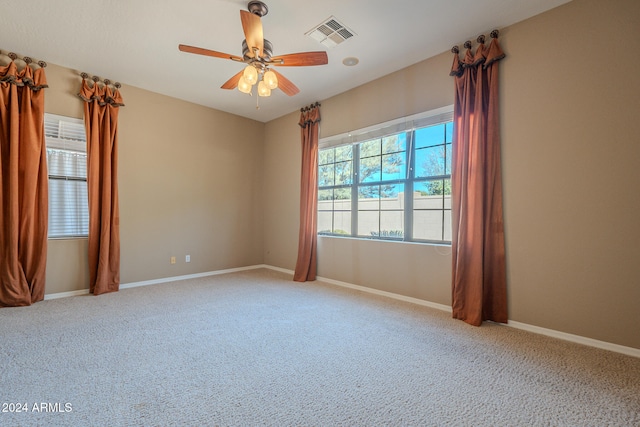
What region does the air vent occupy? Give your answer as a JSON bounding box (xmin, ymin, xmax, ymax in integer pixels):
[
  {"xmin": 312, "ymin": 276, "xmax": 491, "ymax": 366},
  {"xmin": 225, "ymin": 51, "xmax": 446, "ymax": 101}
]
[{"xmin": 306, "ymin": 16, "xmax": 356, "ymax": 48}]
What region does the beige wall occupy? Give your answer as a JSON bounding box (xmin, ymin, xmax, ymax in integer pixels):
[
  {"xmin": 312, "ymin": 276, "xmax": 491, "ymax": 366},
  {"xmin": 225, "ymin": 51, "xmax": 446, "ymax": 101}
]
[
  {"xmin": 263, "ymin": 0, "xmax": 640, "ymax": 349},
  {"xmin": 44, "ymin": 64, "xmax": 265, "ymax": 292},
  {"xmin": 38, "ymin": 0, "xmax": 640, "ymax": 349}
]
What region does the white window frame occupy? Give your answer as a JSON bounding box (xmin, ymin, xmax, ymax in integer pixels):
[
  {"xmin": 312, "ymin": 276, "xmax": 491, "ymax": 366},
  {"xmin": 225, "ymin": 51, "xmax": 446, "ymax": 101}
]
[
  {"xmin": 318, "ymin": 106, "xmax": 454, "ymax": 244},
  {"xmin": 45, "ymin": 113, "xmax": 89, "ymax": 239}
]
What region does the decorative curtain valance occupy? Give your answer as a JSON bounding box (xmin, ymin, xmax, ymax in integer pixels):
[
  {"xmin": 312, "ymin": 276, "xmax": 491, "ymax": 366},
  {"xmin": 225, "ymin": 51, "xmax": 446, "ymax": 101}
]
[
  {"xmin": 449, "ymin": 31, "xmax": 508, "ymax": 326},
  {"xmin": 78, "ymin": 74, "xmax": 124, "ymax": 296},
  {"xmin": 294, "ymin": 102, "xmax": 321, "ymax": 282},
  {"xmin": 0, "ymin": 52, "xmax": 49, "ymax": 307}
]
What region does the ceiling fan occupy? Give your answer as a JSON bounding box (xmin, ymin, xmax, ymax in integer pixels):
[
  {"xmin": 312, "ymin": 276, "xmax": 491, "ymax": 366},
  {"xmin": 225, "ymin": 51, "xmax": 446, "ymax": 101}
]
[{"xmin": 178, "ymin": 1, "xmax": 328, "ymax": 98}]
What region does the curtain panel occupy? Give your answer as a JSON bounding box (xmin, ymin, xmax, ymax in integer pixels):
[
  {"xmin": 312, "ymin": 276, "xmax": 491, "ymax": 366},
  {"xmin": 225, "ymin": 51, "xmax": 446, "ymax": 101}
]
[
  {"xmin": 293, "ymin": 103, "xmax": 321, "ymax": 282},
  {"xmin": 449, "ymin": 33, "xmax": 508, "ymax": 326},
  {"xmin": 0, "ymin": 59, "xmax": 49, "ymax": 307},
  {"xmin": 78, "ymin": 78, "xmax": 124, "ymax": 295}
]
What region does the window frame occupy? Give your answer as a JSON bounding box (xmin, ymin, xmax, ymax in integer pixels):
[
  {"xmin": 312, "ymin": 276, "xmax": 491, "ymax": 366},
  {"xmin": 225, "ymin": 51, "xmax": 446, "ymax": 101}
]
[
  {"xmin": 317, "ymin": 107, "xmax": 453, "ymax": 245},
  {"xmin": 45, "ymin": 113, "xmax": 89, "ymax": 239}
]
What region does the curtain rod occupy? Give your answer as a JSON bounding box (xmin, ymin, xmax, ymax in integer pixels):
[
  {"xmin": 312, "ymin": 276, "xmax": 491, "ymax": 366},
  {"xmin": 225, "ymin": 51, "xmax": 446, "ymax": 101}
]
[
  {"xmin": 451, "ymin": 29, "xmax": 499, "ymax": 54},
  {"xmin": 3, "ymin": 52, "xmax": 47, "ymax": 68},
  {"xmin": 300, "ymin": 102, "xmax": 320, "ymax": 113},
  {"xmin": 80, "ymin": 72, "xmax": 122, "ymax": 88}
]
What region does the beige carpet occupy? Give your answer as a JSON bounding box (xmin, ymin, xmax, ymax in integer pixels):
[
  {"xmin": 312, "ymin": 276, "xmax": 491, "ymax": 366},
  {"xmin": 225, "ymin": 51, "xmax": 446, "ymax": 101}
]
[{"xmin": 1, "ymin": 268, "xmax": 638, "ymax": 426}]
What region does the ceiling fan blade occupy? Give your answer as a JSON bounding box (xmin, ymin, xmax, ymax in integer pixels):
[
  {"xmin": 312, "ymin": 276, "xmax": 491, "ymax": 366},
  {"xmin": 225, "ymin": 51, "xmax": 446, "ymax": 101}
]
[
  {"xmin": 179, "ymin": 44, "xmax": 243, "ymax": 62},
  {"xmin": 220, "ymin": 70, "xmax": 245, "ymax": 90},
  {"xmin": 240, "ymin": 10, "xmax": 263, "ymax": 58},
  {"xmin": 271, "ymin": 69, "xmax": 299, "ymax": 96},
  {"xmin": 271, "ymin": 51, "xmax": 328, "ymax": 67}
]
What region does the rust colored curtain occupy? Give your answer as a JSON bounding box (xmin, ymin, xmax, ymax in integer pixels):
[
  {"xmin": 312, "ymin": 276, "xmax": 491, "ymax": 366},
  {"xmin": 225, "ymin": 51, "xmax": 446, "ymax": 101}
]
[
  {"xmin": 0, "ymin": 60, "xmax": 48, "ymax": 306},
  {"xmin": 449, "ymin": 33, "xmax": 507, "ymax": 326},
  {"xmin": 293, "ymin": 103, "xmax": 321, "ymax": 282},
  {"xmin": 78, "ymin": 79, "xmax": 124, "ymax": 295}
]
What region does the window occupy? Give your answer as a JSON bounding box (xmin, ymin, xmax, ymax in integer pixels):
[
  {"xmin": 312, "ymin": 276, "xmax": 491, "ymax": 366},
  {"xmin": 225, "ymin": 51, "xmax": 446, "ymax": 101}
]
[
  {"xmin": 45, "ymin": 113, "xmax": 88, "ymax": 238},
  {"xmin": 318, "ymin": 108, "xmax": 453, "ymax": 244}
]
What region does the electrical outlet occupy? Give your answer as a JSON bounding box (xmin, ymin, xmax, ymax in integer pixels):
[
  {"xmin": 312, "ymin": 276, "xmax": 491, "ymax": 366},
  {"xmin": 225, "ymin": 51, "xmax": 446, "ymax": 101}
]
[
  {"xmin": 170, "ymin": 256, "xmax": 176, "ymax": 264},
  {"xmin": 185, "ymin": 255, "xmax": 191, "ymax": 263}
]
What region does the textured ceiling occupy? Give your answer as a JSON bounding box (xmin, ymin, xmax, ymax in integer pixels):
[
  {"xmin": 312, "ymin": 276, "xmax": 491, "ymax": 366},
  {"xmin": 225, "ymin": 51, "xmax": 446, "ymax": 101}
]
[{"xmin": 1, "ymin": 0, "xmax": 571, "ymax": 122}]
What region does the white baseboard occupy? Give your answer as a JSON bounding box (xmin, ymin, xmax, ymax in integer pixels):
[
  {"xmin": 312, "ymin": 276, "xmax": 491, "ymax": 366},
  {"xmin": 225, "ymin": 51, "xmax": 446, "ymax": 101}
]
[
  {"xmin": 302, "ymin": 269, "xmax": 639, "ymax": 359},
  {"xmin": 119, "ymin": 264, "xmax": 266, "ymax": 290},
  {"xmin": 315, "ymin": 274, "xmax": 453, "ymax": 313},
  {"xmin": 506, "ymin": 321, "xmax": 640, "ymax": 358},
  {"xmin": 44, "ymin": 289, "xmax": 90, "ymax": 300},
  {"xmin": 44, "ymin": 264, "xmax": 640, "ymax": 358}
]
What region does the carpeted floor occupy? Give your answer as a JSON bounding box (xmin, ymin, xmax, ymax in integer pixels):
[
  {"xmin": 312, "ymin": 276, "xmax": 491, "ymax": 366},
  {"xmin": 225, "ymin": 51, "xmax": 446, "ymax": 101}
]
[{"xmin": 1, "ymin": 268, "xmax": 638, "ymax": 426}]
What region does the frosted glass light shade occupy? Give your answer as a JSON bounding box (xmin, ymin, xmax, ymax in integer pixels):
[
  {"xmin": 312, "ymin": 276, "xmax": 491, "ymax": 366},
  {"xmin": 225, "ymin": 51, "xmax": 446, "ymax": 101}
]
[
  {"xmin": 258, "ymin": 81, "xmax": 271, "ymax": 97},
  {"xmin": 238, "ymin": 76, "xmax": 252, "ymax": 94},
  {"xmin": 243, "ymin": 65, "xmax": 258, "ymax": 85},
  {"xmin": 263, "ymin": 70, "xmax": 278, "ymax": 90}
]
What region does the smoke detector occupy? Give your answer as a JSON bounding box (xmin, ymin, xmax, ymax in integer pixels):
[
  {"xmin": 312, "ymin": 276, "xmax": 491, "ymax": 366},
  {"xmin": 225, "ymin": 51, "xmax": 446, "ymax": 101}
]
[{"xmin": 306, "ymin": 16, "xmax": 356, "ymax": 48}]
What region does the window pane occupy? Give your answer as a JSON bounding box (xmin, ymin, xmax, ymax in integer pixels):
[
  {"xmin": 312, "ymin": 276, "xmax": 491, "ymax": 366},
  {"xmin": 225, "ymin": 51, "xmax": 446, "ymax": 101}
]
[
  {"xmin": 443, "ymin": 210, "xmax": 452, "ymax": 241},
  {"xmin": 413, "ymin": 210, "xmax": 444, "ymax": 241},
  {"xmin": 415, "ymin": 145, "xmax": 446, "ymax": 178},
  {"xmin": 334, "ymin": 188, "xmax": 351, "ymax": 201},
  {"xmin": 360, "ymin": 139, "xmax": 381, "ymax": 157},
  {"xmin": 380, "ymin": 211, "xmax": 404, "ymax": 239},
  {"xmin": 48, "ymin": 179, "xmax": 88, "ymax": 237},
  {"xmin": 415, "ymin": 123, "xmax": 445, "ymax": 149},
  {"xmin": 413, "ymin": 185, "xmax": 443, "ymax": 209},
  {"xmin": 382, "ymin": 133, "xmax": 406, "ymax": 154},
  {"xmin": 445, "ymin": 144, "xmax": 452, "ymax": 175},
  {"xmin": 317, "ymin": 211, "xmax": 333, "ymax": 234},
  {"xmin": 319, "ymin": 149, "xmax": 334, "ymax": 165},
  {"xmin": 359, "ymin": 155, "xmax": 381, "ymax": 183},
  {"xmin": 380, "ymin": 184, "xmax": 403, "ymax": 210},
  {"xmin": 318, "ymin": 164, "xmax": 334, "ymax": 187},
  {"xmin": 416, "ymin": 178, "xmax": 449, "ymax": 196},
  {"xmin": 334, "ymin": 161, "xmax": 352, "ymax": 185},
  {"xmin": 318, "ymin": 189, "xmax": 333, "ymax": 202},
  {"xmin": 358, "ymin": 210, "xmax": 379, "ymax": 237},
  {"xmin": 333, "ymin": 211, "xmax": 351, "ymax": 235},
  {"xmin": 358, "ymin": 185, "xmax": 379, "ymax": 210},
  {"xmin": 382, "ymin": 153, "xmax": 406, "ymax": 181},
  {"xmin": 445, "ymin": 122, "xmax": 453, "ymax": 143},
  {"xmin": 335, "ymin": 145, "xmax": 352, "ymax": 161},
  {"xmin": 443, "ymin": 179, "xmax": 452, "ymax": 209}
]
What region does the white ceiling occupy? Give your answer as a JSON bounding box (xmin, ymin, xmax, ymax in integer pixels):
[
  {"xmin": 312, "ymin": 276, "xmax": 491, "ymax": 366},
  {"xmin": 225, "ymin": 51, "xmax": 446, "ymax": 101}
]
[{"xmin": 1, "ymin": 0, "xmax": 570, "ymax": 123}]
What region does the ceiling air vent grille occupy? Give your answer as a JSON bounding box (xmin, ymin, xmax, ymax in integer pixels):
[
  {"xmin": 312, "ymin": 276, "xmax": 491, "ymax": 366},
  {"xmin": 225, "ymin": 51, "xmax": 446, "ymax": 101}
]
[{"xmin": 306, "ymin": 16, "xmax": 356, "ymax": 48}]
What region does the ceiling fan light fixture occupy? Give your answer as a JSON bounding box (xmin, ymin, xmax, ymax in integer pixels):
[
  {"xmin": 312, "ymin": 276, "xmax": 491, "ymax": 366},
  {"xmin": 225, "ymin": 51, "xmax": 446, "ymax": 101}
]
[
  {"xmin": 243, "ymin": 65, "xmax": 258, "ymax": 85},
  {"xmin": 257, "ymin": 81, "xmax": 271, "ymax": 97},
  {"xmin": 238, "ymin": 76, "xmax": 253, "ymax": 94},
  {"xmin": 263, "ymin": 69, "xmax": 278, "ymax": 90}
]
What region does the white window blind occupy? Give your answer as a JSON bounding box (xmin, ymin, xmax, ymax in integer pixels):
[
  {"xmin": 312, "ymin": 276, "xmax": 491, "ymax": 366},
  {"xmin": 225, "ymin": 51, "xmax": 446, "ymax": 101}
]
[
  {"xmin": 319, "ymin": 105, "xmax": 454, "ymax": 149},
  {"xmin": 45, "ymin": 113, "xmax": 89, "ymax": 238}
]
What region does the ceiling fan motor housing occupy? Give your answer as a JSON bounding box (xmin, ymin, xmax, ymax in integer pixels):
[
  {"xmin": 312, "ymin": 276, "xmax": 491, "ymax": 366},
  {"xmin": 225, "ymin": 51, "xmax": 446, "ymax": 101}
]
[
  {"xmin": 248, "ymin": 1, "xmax": 268, "ymax": 17},
  {"xmin": 242, "ymin": 39, "xmax": 273, "ymax": 61}
]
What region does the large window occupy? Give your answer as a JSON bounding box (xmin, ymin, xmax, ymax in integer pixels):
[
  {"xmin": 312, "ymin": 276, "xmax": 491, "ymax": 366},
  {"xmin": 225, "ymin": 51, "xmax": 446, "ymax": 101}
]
[
  {"xmin": 318, "ymin": 109, "xmax": 452, "ymax": 244},
  {"xmin": 45, "ymin": 113, "xmax": 89, "ymax": 238}
]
